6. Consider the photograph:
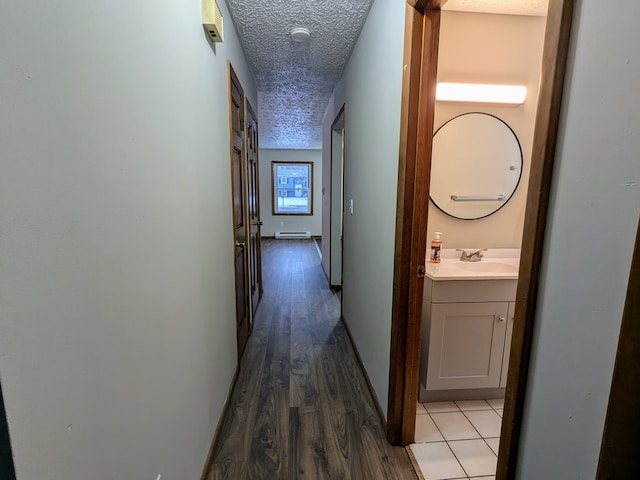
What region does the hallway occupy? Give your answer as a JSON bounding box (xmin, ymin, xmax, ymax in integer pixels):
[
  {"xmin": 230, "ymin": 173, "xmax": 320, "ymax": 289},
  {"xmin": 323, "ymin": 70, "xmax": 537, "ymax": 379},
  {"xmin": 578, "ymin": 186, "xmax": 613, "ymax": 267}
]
[{"xmin": 207, "ymin": 239, "xmax": 417, "ymax": 479}]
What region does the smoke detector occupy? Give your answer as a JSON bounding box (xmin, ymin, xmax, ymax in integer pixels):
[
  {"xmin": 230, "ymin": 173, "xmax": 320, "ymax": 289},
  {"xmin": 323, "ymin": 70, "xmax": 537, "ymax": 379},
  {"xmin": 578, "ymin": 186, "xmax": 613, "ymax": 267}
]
[{"xmin": 290, "ymin": 27, "xmax": 310, "ymax": 42}]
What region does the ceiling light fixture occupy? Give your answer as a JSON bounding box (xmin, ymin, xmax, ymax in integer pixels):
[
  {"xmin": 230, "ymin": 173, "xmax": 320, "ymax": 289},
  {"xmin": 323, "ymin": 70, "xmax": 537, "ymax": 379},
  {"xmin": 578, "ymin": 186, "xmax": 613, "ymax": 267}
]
[
  {"xmin": 290, "ymin": 27, "xmax": 310, "ymax": 42},
  {"xmin": 436, "ymin": 82, "xmax": 527, "ymax": 105}
]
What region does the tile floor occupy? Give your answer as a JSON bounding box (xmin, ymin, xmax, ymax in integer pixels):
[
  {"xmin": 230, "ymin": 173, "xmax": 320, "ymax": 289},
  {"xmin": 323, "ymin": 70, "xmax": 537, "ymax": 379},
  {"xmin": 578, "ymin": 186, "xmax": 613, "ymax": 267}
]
[{"xmin": 410, "ymin": 399, "xmax": 504, "ymax": 480}]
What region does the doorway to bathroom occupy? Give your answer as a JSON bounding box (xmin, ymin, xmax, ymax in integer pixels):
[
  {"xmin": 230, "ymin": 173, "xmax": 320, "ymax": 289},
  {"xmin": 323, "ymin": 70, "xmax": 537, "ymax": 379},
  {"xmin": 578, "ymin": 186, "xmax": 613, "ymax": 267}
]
[{"xmin": 388, "ymin": 1, "xmax": 574, "ymax": 479}]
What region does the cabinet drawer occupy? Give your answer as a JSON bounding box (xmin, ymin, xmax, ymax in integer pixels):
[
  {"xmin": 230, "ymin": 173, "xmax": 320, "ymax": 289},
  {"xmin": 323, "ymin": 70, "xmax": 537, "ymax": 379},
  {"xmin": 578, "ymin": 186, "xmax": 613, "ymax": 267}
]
[{"xmin": 430, "ymin": 279, "xmax": 517, "ymax": 303}]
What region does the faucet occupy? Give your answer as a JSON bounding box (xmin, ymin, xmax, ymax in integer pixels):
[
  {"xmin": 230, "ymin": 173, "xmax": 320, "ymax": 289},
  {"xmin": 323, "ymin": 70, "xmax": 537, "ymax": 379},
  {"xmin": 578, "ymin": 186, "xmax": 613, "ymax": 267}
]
[{"xmin": 456, "ymin": 248, "xmax": 487, "ymax": 262}]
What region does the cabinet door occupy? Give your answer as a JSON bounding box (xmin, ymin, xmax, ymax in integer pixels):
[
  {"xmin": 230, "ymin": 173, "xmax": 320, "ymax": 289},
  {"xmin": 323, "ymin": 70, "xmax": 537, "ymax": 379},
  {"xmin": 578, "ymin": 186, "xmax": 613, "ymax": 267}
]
[
  {"xmin": 427, "ymin": 302, "xmax": 508, "ymax": 390},
  {"xmin": 500, "ymin": 302, "xmax": 516, "ymax": 388}
]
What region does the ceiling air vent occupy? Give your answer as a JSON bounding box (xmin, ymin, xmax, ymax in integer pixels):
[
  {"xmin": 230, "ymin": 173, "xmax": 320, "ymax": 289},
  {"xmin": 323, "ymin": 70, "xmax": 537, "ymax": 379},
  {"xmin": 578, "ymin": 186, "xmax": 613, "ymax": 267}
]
[{"xmin": 202, "ymin": 0, "xmax": 224, "ymax": 42}]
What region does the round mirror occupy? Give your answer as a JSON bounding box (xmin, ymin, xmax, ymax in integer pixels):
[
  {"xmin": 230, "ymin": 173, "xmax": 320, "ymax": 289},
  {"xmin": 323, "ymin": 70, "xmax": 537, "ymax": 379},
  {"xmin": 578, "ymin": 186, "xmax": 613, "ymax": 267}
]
[{"xmin": 430, "ymin": 112, "xmax": 523, "ymax": 220}]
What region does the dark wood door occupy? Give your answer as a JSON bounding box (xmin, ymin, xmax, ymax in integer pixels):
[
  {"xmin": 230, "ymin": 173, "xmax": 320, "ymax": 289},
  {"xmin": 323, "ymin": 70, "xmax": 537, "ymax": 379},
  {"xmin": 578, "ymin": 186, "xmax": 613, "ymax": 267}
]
[
  {"xmin": 229, "ymin": 66, "xmax": 249, "ymax": 359},
  {"xmin": 246, "ymin": 101, "xmax": 263, "ymax": 315},
  {"xmin": 597, "ymin": 217, "xmax": 640, "ymax": 478},
  {"xmin": 1, "ymin": 382, "xmax": 16, "ymax": 480}
]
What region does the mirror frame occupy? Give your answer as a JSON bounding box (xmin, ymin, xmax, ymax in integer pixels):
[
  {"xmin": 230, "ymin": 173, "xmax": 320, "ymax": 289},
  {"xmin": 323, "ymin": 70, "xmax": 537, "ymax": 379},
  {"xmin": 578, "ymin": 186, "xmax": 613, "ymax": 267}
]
[{"xmin": 429, "ymin": 112, "xmax": 524, "ymax": 220}]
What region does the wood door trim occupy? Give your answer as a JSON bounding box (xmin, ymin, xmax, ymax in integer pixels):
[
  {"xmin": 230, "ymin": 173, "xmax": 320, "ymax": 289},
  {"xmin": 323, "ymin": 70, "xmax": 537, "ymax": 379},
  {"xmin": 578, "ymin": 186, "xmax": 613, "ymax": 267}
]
[
  {"xmin": 411, "ymin": 0, "xmax": 448, "ymax": 10},
  {"xmin": 389, "ymin": 4, "xmax": 575, "ymax": 479},
  {"xmin": 387, "ymin": 2, "xmax": 429, "ymax": 445},
  {"xmin": 329, "ymin": 104, "xmax": 346, "ymax": 290},
  {"xmin": 596, "ymin": 217, "xmax": 640, "ymax": 478}
]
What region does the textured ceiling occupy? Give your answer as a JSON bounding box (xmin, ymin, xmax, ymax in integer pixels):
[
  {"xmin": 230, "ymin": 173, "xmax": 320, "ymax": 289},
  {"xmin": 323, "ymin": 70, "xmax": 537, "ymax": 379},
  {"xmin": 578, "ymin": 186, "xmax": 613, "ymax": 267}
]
[
  {"xmin": 225, "ymin": 0, "xmax": 547, "ymax": 150},
  {"xmin": 225, "ymin": 0, "xmax": 374, "ymax": 150}
]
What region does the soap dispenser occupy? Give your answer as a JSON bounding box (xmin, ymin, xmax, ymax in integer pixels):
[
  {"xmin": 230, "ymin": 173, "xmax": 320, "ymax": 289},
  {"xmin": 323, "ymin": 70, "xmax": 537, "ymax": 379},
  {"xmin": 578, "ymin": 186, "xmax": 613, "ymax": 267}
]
[{"xmin": 430, "ymin": 232, "xmax": 442, "ymax": 263}]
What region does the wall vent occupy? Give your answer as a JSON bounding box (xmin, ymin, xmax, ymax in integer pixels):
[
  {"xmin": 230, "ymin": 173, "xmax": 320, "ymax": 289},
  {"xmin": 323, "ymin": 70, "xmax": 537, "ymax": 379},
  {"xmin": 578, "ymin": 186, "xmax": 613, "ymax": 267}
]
[
  {"xmin": 275, "ymin": 231, "xmax": 311, "ymax": 239},
  {"xmin": 202, "ymin": 0, "xmax": 224, "ymax": 42}
]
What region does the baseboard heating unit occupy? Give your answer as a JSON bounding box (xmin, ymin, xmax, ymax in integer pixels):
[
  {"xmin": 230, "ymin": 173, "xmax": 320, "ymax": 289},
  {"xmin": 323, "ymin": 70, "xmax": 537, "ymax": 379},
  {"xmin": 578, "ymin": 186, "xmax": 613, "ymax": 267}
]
[{"xmin": 274, "ymin": 231, "xmax": 311, "ymax": 239}]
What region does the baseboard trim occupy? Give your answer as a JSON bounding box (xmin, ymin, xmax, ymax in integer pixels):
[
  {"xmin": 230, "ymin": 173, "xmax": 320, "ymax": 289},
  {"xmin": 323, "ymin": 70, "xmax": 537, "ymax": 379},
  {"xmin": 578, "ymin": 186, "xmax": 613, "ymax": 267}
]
[
  {"xmin": 200, "ymin": 365, "xmax": 240, "ymax": 480},
  {"xmin": 340, "ymin": 315, "xmax": 387, "ymax": 431},
  {"xmin": 419, "ymin": 385, "xmax": 505, "ymax": 403}
]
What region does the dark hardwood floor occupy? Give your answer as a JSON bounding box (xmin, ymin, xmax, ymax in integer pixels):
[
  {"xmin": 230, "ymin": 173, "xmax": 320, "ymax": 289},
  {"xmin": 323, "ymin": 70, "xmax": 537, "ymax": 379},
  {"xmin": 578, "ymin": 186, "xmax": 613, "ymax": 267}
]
[{"xmin": 208, "ymin": 239, "xmax": 418, "ymax": 480}]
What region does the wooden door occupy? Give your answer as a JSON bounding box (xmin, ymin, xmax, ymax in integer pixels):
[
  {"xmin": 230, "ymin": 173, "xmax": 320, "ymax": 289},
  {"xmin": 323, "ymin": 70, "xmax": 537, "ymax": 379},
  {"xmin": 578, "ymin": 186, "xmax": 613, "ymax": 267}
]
[
  {"xmin": 597, "ymin": 218, "xmax": 640, "ymax": 478},
  {"xmin": 246, "ymin": 100, "xmax": 263, "ymax": 315},
  {"xmin": 229, "ymin": 65, "xmax": 250, "ymax": 359},
  {"xmin": 1, "ymin": 382, "xmax": 15, "ymax": 480}
]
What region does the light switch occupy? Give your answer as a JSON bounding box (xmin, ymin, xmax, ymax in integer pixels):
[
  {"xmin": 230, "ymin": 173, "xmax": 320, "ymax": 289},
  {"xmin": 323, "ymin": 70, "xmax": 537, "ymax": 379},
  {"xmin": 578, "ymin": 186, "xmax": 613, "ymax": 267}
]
[{"xmin": 348, "ymin": 198, "xmax": 354, "ymax": 215}]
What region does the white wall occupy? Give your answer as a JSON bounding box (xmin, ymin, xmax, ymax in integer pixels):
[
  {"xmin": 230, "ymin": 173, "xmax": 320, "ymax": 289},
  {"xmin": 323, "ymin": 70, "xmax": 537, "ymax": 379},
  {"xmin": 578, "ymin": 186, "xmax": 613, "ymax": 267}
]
[
  {"xmin": 339, "ymin": 0, "xmax": 406, "ymax": 416},
  {"xmin": 518, "ymin": 2, "xmax": 640, "ymax": 478},
  {"xmin": 0, "ymin": 1, "xmax": 255, "ymax": 479},
  {"xmin": 428, "ymin": 12, "xmax": 546, "ymax": 249},
  {"xmin": 259, "ymin": 149, "xmax": 322, "ymax": 237}
]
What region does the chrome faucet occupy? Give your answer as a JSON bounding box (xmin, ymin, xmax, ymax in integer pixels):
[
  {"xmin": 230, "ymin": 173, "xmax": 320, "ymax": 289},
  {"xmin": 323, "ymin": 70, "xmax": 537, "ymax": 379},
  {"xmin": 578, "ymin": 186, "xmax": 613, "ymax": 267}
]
[{"xmin": 456, "ymin": 248, "xmax": 487, "ymax": 262}]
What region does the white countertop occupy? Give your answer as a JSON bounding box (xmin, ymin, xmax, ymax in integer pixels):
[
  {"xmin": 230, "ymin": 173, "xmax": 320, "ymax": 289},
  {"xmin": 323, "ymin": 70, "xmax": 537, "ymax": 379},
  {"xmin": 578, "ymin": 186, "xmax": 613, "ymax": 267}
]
[{"xmin": 425, "ymin": 248, "xmax": 520, "ymax": 281}]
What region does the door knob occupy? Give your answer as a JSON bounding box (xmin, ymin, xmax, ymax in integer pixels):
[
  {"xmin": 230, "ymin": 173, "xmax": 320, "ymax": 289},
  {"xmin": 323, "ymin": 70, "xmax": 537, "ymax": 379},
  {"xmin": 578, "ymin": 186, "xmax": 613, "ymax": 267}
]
[
  {"xmin": 498, "ymin": 316, "xmax": 506, "ymax": 322},
  {"xmin": 235, "ymin": 241, "xmax": 246, "ymax": 248}
]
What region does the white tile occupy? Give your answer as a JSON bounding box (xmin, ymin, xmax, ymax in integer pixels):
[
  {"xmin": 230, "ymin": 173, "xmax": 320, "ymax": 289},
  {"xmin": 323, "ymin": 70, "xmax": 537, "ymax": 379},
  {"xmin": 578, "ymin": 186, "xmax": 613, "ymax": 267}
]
[
  {"xmin": 449, "ymin": 439, "xmax": 497, "ymax": 477},
  {"xmin": 431, "ymin": 412, "xmax": 480, "ymax": 441},
  {"xmin": 464, "ymin": 410, "xmax": 502, "ymax": 438},
  {"xmin": 455, "ymin": 400, "xmax": 492, "ymax": 411},
  {"xmin": 409, "ymin": 442, "xmax": 467, "ymax": 480},
  {"xmin": 470, "ymin": 477, "xmax": 495, "ymax": 480},
  {"xmin": 486, "ymin": 398, "xmax": 504, "ymax": 410},
  {"xmin": 417, "ymin": 402, "xmax": 428, "ymax": 414},
  {"xmin": 415, "ymin": 413, "xmax": 445, "ymax": 443},
  {"xmin": 495, "ymin": 408, "xmax": 503, "ymax": 418},
  {"xmin": 485, "ymin": 437, "xmax": 500, "ymax": 456},
  {"xmin": 425, "ymin": 401, "xmax": 460, "ymax": 414}
]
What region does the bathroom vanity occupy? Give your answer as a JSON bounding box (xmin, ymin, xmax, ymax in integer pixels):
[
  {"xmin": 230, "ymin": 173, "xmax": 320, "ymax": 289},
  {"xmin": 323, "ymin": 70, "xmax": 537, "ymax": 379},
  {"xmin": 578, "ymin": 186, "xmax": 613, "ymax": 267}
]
[{"xmin": 419, "ymin": 249, "xmax": 519, "ymax": 402}]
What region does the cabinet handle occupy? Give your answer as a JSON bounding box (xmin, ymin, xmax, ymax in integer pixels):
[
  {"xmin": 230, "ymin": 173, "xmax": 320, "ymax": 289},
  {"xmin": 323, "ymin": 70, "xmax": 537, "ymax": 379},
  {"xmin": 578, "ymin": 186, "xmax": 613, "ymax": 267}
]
[{"xmin": 498, "ymin": 316, "xmax": 506, "ymax": 322}]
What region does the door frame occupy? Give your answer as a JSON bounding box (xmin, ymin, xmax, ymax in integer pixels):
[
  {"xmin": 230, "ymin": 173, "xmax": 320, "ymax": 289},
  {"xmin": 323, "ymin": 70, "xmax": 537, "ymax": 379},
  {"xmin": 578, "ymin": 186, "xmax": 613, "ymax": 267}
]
[
  {"xmin": 329, "ymin": 104, "xmax": 346, "ymax": 290},
  {"xmin": 388, "ymin": 2, "xmax": 574, "ymax": 479}
]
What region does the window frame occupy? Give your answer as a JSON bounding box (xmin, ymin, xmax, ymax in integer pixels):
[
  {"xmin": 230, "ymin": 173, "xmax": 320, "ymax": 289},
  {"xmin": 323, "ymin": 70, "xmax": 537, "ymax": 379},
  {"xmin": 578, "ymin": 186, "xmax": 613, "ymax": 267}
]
[{"xmin": 271, "ymin": 161, "xmax": 314, "ymax": 216}]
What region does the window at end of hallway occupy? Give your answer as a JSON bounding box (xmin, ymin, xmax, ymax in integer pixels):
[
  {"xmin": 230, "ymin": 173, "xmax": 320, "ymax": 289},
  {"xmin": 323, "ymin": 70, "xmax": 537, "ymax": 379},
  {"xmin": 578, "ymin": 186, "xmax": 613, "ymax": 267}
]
[{"xmin": 272, "ymin": 161, "xmax": 313, "ymax": 215}]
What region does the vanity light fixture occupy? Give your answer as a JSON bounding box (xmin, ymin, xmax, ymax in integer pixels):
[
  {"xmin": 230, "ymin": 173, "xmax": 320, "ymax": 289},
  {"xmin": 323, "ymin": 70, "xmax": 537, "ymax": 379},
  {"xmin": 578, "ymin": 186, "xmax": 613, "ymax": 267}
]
[{"xmin": 436, "ymin": 82, "xmax": 527, "ymax": 105}]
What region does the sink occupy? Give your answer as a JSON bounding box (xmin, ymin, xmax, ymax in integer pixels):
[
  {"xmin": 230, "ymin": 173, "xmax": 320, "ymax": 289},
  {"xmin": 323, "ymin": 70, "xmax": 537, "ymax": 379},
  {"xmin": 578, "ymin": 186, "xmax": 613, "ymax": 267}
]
[
  {"xmin": 425, "ymin": 249, "xmax": 519, "ymax": 280},
  {"xmin": 457, "ymin": 262, "xmax": 518, "ymax": 274}
]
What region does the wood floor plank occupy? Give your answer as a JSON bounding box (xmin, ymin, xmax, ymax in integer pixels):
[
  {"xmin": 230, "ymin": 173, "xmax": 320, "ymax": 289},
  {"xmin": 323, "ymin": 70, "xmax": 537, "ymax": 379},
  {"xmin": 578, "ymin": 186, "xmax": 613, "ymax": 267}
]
[
  {"xmin": 247, "ymin": 304, "xmax": 290, "ymax": 479},
  {"xmin": 289, "ymin": 407, "xmax": 343, "ymax": 479},
  {"xmin": 289, "ymin": 336, "xmax": 320, "ymax": 408},
  {"xmin": 208, "ymin": 239, "xmax": 417, "ymax": 480}
]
